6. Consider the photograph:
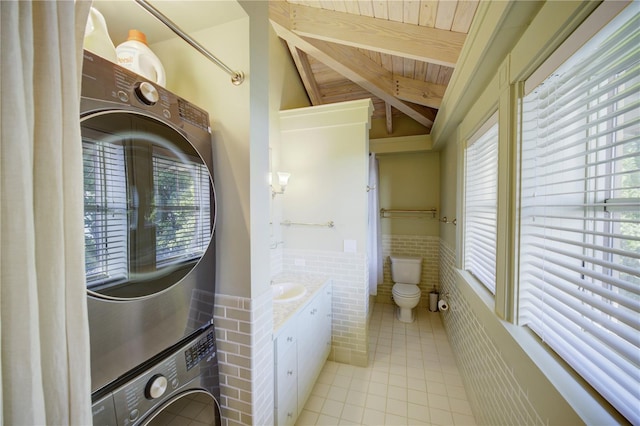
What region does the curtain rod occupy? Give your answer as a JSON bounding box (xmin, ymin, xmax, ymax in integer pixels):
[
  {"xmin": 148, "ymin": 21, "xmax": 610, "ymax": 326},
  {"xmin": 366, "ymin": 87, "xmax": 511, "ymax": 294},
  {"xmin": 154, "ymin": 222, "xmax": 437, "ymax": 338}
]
[{"xmin": 135, "ymin": 0, "xmax": 245, "ymax": 86}]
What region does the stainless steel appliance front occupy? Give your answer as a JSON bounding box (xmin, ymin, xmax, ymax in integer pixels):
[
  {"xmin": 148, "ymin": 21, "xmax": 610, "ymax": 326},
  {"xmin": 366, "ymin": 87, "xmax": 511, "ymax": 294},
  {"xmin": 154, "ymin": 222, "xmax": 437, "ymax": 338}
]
[
  {"xmin": 81, "ymin": 51, "xmax": 217, "ymax": 393},
  {"xmin": 92, "ymin": 322, "xmax": 221, "ymax": 425}
]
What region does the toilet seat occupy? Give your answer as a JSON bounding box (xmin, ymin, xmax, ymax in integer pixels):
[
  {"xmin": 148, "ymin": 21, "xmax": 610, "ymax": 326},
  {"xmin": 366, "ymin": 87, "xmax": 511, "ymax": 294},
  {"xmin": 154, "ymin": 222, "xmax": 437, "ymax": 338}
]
[{"xmin": 392, "ymin": 283, "xmax": 421, "ymax": 297}]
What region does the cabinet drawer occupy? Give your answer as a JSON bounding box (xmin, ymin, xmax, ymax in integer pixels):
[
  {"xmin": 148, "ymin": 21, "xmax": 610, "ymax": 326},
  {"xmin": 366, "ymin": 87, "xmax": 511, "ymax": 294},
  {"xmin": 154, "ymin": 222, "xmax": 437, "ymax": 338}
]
[
  {"xmin": 275, "ymin": 347, "xmax": 297, "ymax": 401},
  {"xmin": 276, "ymin": 391, "xmax": 297, "ymax": 426},
  {"xmin": 275, "ymin": 320, "xmax": 297, "ymax": 362}
]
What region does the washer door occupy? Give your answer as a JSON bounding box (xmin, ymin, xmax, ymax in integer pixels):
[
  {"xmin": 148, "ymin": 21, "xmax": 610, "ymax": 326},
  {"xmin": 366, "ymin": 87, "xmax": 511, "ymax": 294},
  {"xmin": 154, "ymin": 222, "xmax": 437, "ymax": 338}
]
[{"xmin": 142, "ymin": 390, "xmax": 220, "ymax": 425}]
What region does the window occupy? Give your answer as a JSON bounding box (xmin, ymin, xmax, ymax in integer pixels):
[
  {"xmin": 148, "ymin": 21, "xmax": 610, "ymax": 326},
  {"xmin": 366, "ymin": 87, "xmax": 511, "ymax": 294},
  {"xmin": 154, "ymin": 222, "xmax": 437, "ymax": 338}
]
[
  {"xmin": 518, "ymin": 6, "xmax": 639, "ymax": 423},
  {"xmin": 464, "ymin": 115, "xmax": 499, "ymax": 294}
]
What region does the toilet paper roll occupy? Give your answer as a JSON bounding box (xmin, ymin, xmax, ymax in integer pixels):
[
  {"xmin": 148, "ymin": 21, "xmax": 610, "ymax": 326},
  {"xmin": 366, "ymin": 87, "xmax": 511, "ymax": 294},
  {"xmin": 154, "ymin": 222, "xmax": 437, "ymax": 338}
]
[{"xmin": 438, "ymin": 299, "xmax": 449, "ymax": 311}]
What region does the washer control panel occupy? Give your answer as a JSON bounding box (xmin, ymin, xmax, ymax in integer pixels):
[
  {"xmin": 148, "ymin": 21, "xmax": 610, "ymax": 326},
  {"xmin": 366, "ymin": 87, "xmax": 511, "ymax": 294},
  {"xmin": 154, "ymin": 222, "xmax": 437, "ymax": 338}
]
[{"xmin": 92, "ymin": 328, "xmax": 217, "ymax": 426}]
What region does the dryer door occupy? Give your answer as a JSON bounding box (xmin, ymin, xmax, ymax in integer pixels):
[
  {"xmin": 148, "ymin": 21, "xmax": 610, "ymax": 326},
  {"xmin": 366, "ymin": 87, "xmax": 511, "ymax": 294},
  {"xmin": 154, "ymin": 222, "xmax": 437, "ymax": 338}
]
[
  {"xmin": 81, "ymin": 110, "xmax": 215, "ymax": 300},
  {"xmin": 141, "ymin": 390, "xmax": 220, "ymax": 426}
]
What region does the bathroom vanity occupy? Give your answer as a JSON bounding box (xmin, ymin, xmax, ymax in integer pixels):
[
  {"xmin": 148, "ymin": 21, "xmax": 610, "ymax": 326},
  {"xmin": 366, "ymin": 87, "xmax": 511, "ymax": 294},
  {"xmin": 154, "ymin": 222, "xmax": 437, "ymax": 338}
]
[{"xmin": 272, "ymin": 276, "xmax": 332, "ymax": 425}]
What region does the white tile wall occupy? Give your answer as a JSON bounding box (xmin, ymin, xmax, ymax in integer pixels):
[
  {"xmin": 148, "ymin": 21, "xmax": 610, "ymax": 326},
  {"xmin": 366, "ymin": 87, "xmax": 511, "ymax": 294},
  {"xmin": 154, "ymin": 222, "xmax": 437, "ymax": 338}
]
[
  {"xmin": 214, "ymin": 290, "xmax": 274, "ymax": 426},
  {"xmin": 378, "ymin": 234, "xmax": 440, "ymax": 306},
  {"xmin": 439, "ymin": 241, "xmax": 546, "ymax": 425},
  {"xmin": 282, "ymin": 248, "xmax": 369, "ymax": 367}
]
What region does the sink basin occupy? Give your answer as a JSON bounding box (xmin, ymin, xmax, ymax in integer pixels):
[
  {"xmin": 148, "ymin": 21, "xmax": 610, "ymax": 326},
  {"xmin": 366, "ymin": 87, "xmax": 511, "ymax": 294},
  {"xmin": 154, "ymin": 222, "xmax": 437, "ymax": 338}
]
[{"xmin": 272, "ymin": 282, "xmax": 307, "ymax": 303}]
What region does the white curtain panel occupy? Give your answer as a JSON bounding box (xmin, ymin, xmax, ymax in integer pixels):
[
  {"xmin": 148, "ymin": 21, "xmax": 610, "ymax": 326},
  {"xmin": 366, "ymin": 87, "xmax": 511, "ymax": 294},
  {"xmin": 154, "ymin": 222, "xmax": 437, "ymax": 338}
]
[
  {"xmin": 0, "ymin": 1, "xmax": 92, "ymax": 424},
  {"xmin": 367, "ymin": 153, "xmax": 382, "ymax": 295}
]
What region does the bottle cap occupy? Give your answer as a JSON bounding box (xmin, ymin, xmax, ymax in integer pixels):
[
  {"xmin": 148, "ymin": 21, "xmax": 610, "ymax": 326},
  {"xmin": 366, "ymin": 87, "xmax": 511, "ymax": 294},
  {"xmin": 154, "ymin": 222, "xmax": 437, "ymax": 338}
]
[{"xmin": 127, "ymin": 29, "xmax": 148, "ymax": 45}]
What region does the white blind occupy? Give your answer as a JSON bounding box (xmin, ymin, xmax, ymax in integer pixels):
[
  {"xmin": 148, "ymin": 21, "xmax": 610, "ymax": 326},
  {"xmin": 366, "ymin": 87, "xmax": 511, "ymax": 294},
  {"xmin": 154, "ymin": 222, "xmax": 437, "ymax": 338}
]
[
  {"xmin": 464, "ymin": 117, "xmax": 499, "ymax": 294},
  {"xmin": 519, "ymin": 6, "xmax": 639, "ymax": 423},
  {"xmin": 82, "ymin": 140, "xmax": 128, "ymax": 286}
]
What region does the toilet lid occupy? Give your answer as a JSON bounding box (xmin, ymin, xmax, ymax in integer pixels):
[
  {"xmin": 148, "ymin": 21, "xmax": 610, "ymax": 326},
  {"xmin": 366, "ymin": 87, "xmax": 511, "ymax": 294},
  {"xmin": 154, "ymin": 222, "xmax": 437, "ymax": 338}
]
[{"xmin": 392, "ymin": 283, "xmax": 421, "ymax": 297}]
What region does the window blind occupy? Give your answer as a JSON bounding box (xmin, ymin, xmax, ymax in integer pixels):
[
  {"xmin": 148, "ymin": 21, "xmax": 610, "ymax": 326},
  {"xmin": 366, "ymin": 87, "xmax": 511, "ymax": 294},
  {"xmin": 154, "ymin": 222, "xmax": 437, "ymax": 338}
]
[
  {"xmin": 153, "ymin": 151, "xmax": 212, "ymax": 267},
  {"xmin": 83, "ymin": 140, "xmax": 128, "ymax": 286},
  {"xmin": 464, "ymin": 117, "xmax": 499, "ymax": 294},
  {"xmin": 518, "ymin": 6, "xmax": 639, "ymax": 423}
]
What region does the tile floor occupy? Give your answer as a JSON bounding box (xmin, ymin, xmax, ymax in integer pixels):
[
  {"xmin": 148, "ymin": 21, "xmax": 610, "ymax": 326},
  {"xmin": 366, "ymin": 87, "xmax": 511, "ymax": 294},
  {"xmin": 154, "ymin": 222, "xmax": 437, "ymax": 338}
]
[{"xmin": 295, "ymin": 303, "xmax": 477, "ymax": 426}]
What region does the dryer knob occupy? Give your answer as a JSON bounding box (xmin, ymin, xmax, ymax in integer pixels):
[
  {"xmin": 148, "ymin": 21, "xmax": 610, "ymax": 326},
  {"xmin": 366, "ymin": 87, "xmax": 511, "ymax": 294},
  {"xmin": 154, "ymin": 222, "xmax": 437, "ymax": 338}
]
[
  {"xmin": 135, "ymin": 82, "xmax": 159, "ymax": 106},
  {"xmin": 145, "ymin": 374, "xmax": 168, "ymax": 400}
]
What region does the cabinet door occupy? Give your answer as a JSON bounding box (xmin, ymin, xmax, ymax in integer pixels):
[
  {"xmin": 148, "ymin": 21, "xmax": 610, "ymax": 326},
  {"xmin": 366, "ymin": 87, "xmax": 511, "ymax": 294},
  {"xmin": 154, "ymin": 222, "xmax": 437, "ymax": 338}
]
[
  {"xmin": 319, "ymin": 284, "xmax": 332, "ymax": 359},
  {"xmin": 274, "ymin": 320, "xmax": 298, "ymax": 425}
]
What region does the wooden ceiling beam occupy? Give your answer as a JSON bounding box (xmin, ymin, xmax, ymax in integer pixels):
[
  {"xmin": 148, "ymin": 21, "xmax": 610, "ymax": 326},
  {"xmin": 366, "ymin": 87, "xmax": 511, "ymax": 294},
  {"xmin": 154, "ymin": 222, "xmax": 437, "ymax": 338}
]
[
  {"xmin": 393, "ymin": 75, "xmax": 446, "ymax": 109},
  {"xmin": 385, "ymin": 103, "xmax": 393, "ymax": 134},
  {"xmin": 286, "ymin": 44, "xmax": 323, "ymax": 105},
  {"xmin": 283, "ymin": 2, "xmax": 466, "ymax": 67}
]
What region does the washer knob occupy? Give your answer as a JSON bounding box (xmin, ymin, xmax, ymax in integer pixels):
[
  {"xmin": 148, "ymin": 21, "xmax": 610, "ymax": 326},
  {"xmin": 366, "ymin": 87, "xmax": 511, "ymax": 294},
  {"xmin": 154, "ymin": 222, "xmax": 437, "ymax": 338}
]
[
  {"xmin": 135, "ymin": 82, "xmax": 159, "ymax": 105},
  {"xmin": 145, "ymin": 374, "xmax": 168, "ymax": 400}
]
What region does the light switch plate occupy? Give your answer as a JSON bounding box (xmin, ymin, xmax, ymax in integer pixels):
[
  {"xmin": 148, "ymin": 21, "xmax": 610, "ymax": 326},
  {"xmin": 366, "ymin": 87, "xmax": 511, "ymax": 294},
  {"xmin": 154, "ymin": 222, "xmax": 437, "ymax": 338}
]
[{"xmin": 343, "ymin": 239, "xmax": 357, "ymax": 253}]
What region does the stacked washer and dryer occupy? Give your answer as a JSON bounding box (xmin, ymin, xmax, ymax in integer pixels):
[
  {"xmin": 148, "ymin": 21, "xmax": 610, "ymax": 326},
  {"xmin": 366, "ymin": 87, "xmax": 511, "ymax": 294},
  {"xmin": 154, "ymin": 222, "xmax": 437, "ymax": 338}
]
[{"xmin": 80, "ymin": 51, "xmax": 221, "ymax": 425}]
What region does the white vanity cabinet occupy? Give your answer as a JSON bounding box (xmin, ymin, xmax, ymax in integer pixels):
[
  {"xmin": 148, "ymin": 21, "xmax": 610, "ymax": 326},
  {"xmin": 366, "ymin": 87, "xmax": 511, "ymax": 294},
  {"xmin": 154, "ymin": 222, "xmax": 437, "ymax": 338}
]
[{"xmin": 273, "ymin": 281, "xmax": 332, "ymax": 425}]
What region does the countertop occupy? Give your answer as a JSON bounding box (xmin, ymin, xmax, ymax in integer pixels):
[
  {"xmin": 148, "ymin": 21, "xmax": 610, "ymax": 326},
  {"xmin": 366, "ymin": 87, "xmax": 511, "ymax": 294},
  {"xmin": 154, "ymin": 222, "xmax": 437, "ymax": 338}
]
[{"xmin": 272, "ymin": 273, "xmax": 331, "ymax": 334}]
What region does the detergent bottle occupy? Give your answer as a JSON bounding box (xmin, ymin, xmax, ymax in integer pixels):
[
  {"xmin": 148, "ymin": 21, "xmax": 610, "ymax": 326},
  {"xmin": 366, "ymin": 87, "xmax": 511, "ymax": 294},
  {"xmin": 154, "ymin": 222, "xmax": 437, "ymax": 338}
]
[
  {"xmin": 116, "ymin": 29, "xmax": 166, "ymax": 87},
  {"xmin": 83, "ymin": 7, "xmax": 117, "ymax": 62}
]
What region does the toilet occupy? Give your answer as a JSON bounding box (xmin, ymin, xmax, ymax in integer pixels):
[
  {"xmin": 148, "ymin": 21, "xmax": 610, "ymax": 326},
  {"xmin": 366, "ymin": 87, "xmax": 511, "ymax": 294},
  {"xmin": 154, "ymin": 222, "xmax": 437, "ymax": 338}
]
[{"xmin": 390, "ymin": 255, "xmax": 423, "ymax": 323}]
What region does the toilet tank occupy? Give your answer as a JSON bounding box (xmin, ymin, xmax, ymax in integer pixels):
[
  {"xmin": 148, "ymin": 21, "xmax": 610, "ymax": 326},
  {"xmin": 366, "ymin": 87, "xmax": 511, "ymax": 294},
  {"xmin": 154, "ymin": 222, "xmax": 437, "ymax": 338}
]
[{"xmin": 390, "ymin": 255, "xmax": 423, "ymax": 284}]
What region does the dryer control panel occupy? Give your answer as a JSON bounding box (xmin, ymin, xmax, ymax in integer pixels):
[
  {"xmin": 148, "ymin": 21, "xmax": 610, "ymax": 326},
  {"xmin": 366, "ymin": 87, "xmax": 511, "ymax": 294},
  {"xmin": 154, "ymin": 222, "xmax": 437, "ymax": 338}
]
[
  {"xmin": 81, "ymin": 50, "xmax": 210, "ymax": 133},
  {"xmin": 92, "ymin": 326, "xmax": 217, "ymax": 426}
]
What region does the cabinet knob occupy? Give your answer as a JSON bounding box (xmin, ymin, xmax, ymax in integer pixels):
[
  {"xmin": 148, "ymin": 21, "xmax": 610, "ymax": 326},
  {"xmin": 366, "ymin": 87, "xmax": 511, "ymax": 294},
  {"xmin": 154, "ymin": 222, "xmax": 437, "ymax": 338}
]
[
  {"xmin": 287, "ymin": 412, "xmax": 293, "ymax": 418},
  {"xmin": 287, "ymin": 336, "xmax": 293, "ymax": 342},
  {"xmin": 287, "ymin": 370, "xmax": 293, "ymax": 376}
]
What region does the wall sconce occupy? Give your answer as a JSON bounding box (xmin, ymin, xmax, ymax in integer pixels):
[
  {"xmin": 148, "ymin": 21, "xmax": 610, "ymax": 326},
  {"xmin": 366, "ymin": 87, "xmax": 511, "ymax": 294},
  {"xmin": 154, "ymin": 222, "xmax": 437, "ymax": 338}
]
[{"xmin": 271, "ymin": 172, "xmax": 291, "ymax": 198}]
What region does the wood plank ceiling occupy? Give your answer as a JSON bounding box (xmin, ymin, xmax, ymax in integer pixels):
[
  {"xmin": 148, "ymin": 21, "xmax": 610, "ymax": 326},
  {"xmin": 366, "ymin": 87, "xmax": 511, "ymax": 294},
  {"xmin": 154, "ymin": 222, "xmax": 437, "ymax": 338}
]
[{"xmin": 269, "ymin": 0, "xmax": 479, "ymax": 134}]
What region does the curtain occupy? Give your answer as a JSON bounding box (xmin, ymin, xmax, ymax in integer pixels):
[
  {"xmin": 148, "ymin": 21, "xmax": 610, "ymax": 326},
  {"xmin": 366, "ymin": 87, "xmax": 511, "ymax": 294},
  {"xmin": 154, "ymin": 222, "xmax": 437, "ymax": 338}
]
[
  {"xmin": 367, "ymin": 153, "xmax": 382, "ymax": 296},
  {"xmin": 1, "ymin": 1, "xmax": 92, "ymax": 424}
]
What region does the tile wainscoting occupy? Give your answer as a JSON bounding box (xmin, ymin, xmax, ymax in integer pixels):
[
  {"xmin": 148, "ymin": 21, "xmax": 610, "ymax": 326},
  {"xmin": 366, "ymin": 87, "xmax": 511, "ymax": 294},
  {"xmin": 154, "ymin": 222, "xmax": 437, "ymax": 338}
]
[
  {"xmin": 438, "ymin": 241, "xmax": 545, "ymax": 425},
  {"xmin": 214, "ymin": 289, "xmax": 274, "ymax": 426},
  {"xmin": 282, "ymin": 248, "xmax": 370, "ymax": 367}
]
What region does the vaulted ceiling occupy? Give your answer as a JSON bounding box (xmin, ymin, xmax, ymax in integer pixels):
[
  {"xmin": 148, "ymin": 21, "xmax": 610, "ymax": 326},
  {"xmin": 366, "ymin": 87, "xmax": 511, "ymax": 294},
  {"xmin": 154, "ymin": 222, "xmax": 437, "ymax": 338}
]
[{"xmin": 269, "ymin": 0, "xmax": 479, "ymax": 135}]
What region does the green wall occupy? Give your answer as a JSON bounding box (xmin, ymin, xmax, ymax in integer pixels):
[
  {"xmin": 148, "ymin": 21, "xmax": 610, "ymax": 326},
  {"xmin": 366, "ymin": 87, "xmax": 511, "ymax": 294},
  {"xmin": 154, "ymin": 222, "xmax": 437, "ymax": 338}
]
[{"xmin": 378, "ymin": 151, "xmax": 439, "ymax": 237}]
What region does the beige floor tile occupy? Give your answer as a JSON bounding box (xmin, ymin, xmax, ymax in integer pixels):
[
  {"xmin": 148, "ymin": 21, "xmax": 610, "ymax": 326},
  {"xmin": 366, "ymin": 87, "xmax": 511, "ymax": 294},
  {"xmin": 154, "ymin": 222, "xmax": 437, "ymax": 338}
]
[
  {"xmin": 385, "ymin": 412, "xmax": 408, "ymax": 425},
  {"xmin": 361, "ymin": 408, "xmax": 385, "ymax": 426},
  {"xmin": 327, "ymin": 385, "xmax": 349, "ymax": 402},
  {"xmin": 305, "ymin": 395, "xmax": 325, "ymax": 413},
  {"xmin": 320, "ymin": 399, "xmax": 344, "ymax": 418},
  {"xmin": 365, "ymin": 393, "xmax": 386, "ymax": 411},
  {"xmin": 316, "ymin": 413, "xmax": 340, "ymax": 426},
  {"xmin": 295, "ymin": 409, "xmax": 319, "ymax": 426},
  {"xmin": 386, "ymin": 397, "xmax": 408, "ymax": 417},
  {"xmin": 345, "ymin": 390, "xmax": 367, "ymax": 407},
  {"xmin": 429, "ymin": 407, "xmax": 454, "ymax": 425},
  {"xmin": 312, "ymin": 383, "xmax": 331, "ymax": 398},
  {"xmin": 340, "ymin": 404, "xmax": 364, "ymax": 424},
  {"xmin": 332, "ymin": 374, "xmax": 352, "ymax": 389},
  {"xmin": 408, "ymin": 402, "xmax": 430, "ymax": 422}
]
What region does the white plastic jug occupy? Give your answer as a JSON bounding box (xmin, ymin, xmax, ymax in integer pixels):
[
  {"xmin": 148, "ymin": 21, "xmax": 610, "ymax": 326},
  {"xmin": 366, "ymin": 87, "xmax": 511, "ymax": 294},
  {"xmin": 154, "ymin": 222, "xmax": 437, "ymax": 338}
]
[
  {"xmin": 83, "ymin": 7, "xmax": 117, "ymax": 62},
  {"xmin": 116, "ymin": 30, "xmax": 166, "ymax": 87}
]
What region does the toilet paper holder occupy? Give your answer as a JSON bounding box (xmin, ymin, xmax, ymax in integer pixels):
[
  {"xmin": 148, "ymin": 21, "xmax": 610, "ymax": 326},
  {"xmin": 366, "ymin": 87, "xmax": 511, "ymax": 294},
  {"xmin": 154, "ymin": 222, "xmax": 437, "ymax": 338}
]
[{"xmin": 437, "ymin": 292, "xmax": 450, "ymax": 312}]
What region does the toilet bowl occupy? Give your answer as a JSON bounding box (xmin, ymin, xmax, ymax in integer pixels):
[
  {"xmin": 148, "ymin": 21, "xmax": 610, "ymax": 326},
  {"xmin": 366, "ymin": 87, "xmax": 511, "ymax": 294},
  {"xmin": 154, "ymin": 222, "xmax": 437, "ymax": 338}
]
[{"xmin": 390, "ymin": 255, "xmax": 422, "ymax": 323}]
